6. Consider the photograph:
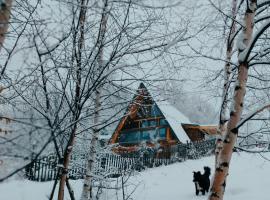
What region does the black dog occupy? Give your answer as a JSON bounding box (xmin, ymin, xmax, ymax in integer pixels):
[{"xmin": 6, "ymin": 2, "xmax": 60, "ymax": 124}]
[{"xmin": 193, "ymin": 166, "xmax": 211, "ymax": 195}]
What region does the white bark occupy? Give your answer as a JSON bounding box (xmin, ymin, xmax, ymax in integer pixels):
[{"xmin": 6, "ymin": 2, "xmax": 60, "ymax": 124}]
[
  {"xmin": 209, "ymin": 1, "xmax": 257, "ymax": 200},
  {"xmin": 215, "ymin": 0, "xmax": 238, "ymax": 167},
  {"xmin": 81, "ymin": 1, "xmax": 108, "ymax": 199}
]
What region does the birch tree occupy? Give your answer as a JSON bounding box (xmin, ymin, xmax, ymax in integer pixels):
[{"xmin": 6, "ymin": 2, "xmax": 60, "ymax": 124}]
[
  {"xmin": 215, "ymin": 0, "xmax": 238, "ymax": 167},
  {"xmin": 81, "ymin": 0, "xmax": 108, "ymax": 199},
  {"xmin": 208, "ymin": 0, "xmax": 270, "ymax": 199}
]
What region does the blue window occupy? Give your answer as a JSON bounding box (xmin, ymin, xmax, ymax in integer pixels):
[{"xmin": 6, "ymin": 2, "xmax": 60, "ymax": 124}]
[
  {"xmin": 160, "ymin": 119, "xmax": 168, "ymax": 126},
  {"xmin": 141, "ymin": 120, "xmax": 157, "ymax": 128},
  {"xmin": 151, "ymin": 104, "xmax": 162, "ymax": 116},
  {"xmin": 141, "ymin": 129, "xmax": 157, "ymax": 140},
  {"xmin": 159, "ymin": 128, "xmax": 166, "ymax": 139},
  {"xmin": 141, "ymin": 131, "xmax": 150, "ymax": 140},
  {"xmin": 119, "ymin": 127, "xmax": 167, "ymax": 144},
  {"xmin": 119, "ymin": 131, "xmax": 140, "ymax": 143},
  {"xmin": 149, "ymin": 120, "xmax": 156, "ymax": 127},
  {"xmin": 141, "ymin": 120, "xmax": 148, "ymax": 128}
]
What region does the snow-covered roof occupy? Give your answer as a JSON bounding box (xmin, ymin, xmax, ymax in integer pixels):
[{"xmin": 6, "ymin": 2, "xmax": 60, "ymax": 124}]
[{"xmin": 155, "ymin": 100, "xmax": 191, "ymax": 142}]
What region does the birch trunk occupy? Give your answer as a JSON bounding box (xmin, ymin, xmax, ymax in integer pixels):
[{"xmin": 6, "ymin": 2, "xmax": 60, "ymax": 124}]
[
  {"xmin": 57, "ymin": 0, "xmax": 87, "ymax": 199},
  {"xmin": 81, "ymin": 1, "xmax": 108, "ymax": 199},
  {"xmin": 215, "ymin": 0, "xmax": 238, "ymax": 167},
  {"xmin": 209, "ymin": 1, "xmax": 257, "ymax": 200},
  {"xmin": 0, "ymin": 0, "xmax": 12, "ymax": 50},
  {"xmin": 81, "ymin": 89, "xmax": 101, "ymax": 200}
]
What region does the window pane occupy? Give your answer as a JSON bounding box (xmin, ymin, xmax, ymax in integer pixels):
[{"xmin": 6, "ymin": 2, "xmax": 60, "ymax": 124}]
[
  {"xmin": 160, "ymin": 119, "xmax": 168, "ymax": 126},
  {"xmin": 151, "ymin": 104, "xmax": 162, "ymax": 116},
  {"xmin": 141, "ymin": 120, "xmax": 148, "ymax": 128},
  {"xmin": 149, "ymin": 120, "xmax": 156, "ymax": 127},
  {"xmin": 119, "ymin": 131, "xmax": 140, "ymax": 143},
  {"xmin": 159, "ymin": 128, "xmax": 166, "ymax": 139},
  {"xmin": 141, "ymin": 131, "xmax": 150, "ymax": 140},
  {"xmin": 150, "ymin": 129, "xmax": 158, "ymax": 139},
  {"xmin": 142, "ymin": 129, "xmax": 157, "ymax": 140}
]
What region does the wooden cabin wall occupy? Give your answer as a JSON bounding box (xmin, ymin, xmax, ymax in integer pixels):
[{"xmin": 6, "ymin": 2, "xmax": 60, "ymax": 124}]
[{"xmin": 183, "ymin": 128, "xmax": 205, "ymax": 142}]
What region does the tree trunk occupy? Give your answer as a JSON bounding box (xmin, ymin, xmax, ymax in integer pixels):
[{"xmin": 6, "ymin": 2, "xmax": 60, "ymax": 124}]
[
  {"xmin": 57, "ymin": 125, "xmax": 77, "ymax": 200},
  {"xmin": 0, "ymin": 0, "xmax": 12, "ymax": 50},
  {"xmin": 215, "ymin": 0, "xmax": 238, "ymax": 167},
  {"xmin": 57, "ymin": 0, "xmax": 87, "ymax": 199},
  {"xmin": 81, "ymin": 89, "xmax": 101, "ymax": 200},
  {"xmin": 209, "ymin": 1, "xmax": 257, "ymax": 200},
  {"xmin": 81, "ymin": 1, "xmax": 108, "ymax": 199}
]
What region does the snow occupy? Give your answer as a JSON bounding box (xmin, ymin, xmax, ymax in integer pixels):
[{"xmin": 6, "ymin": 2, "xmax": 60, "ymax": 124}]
[
  {"xmin": 236, "ymin": 32, "xmax": 246, "ymax": 53},
  {"xmin": 1, "ymin": 152, "xmax": 270, "ymax": 200},
  {"xmin": 156, "ymin": 100, "xmax": 191, "ymax": 142},
  {"xmin": 238, "ymin": 17, "xmax": 270, "ymax": 63}
]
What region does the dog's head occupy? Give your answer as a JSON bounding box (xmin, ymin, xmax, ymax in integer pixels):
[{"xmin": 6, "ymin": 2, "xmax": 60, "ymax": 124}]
[
  {"xmin": 193, "ymin": 171, "xmax": 201, "ymax": 182},
  {"xmin": 204, "ymin": 166, "xmax": 211, "ymax": 176}
]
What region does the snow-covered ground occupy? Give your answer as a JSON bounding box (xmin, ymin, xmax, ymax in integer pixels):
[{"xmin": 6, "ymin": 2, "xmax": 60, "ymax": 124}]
[{"xmin": 1, "ymin": 152, "xmax": 270, "ymax": 200}]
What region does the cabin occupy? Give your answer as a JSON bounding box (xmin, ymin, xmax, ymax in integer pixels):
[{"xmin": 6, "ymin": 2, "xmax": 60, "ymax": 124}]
[{"xmin": 109, "ymin": 83, "xmax": 217, "ymax": 154}]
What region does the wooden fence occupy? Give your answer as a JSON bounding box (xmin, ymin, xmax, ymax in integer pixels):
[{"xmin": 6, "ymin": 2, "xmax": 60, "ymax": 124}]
[
  {"xmin": 25, "ymin": 139, "xmax": 215, "ymax": 182},
  {"xmin": 25, "ymin": 154, "xmax": 59, "ymax": 182}
]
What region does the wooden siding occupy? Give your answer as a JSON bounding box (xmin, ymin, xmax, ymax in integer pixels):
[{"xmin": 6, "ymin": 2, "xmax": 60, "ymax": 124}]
[{"xmin": 181, "ymin": 124, "xmax": 218, "ymax": 142}]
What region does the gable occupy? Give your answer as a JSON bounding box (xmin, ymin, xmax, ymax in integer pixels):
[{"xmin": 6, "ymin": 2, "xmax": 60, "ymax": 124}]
[{"xmin": 109, "ymin": 83, "xmax": 191, "ymax": 145}]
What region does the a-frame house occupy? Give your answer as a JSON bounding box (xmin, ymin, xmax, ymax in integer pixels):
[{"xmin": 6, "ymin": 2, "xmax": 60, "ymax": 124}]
[{"xmin": 109, "ymin": 83, "xmax": 192, "ymax": 152}]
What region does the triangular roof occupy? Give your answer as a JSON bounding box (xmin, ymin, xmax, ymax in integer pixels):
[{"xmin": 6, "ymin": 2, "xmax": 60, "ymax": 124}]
[
  {"xmin": 156, "ymin": 100, "xmax": 190, "ymax": 142},
  {"xmin": 109, "ymin": 83, "xmax": 191, "ymax": 143}
]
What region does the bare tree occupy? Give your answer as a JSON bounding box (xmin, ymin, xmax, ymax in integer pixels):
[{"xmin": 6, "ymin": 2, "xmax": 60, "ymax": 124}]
[{"xmin": 1, "ymin": 1, "xmax": 192, "ymax": 200}]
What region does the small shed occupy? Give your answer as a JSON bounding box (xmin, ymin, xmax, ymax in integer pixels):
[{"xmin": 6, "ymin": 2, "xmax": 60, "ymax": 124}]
[{"xmin": 181, "ymin": 124, "xmax": 218, "ymax": 142}]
